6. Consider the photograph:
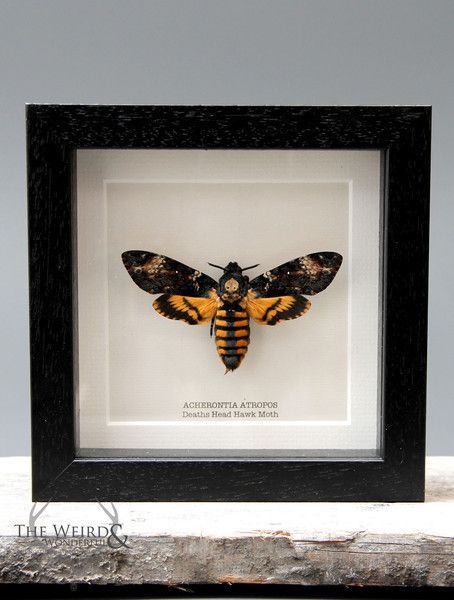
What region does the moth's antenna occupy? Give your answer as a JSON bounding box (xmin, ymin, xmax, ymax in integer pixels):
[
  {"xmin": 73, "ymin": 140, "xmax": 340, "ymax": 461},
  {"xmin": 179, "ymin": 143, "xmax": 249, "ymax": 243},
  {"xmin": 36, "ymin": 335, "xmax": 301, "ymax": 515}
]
[
  {"xmin": 208, "ymin": 262, "xmax": 226, "ymax": 271},
  {"xmin": 241, "ymin": 264, "xmax": 260, "ymax": 272}
]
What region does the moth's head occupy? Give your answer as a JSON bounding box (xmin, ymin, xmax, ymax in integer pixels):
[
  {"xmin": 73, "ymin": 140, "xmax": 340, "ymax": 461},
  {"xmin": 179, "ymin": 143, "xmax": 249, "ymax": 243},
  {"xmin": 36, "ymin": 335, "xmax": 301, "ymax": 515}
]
[{"xmin": 208, "ymin": 261, "xmax": 259, "ymax": 303}]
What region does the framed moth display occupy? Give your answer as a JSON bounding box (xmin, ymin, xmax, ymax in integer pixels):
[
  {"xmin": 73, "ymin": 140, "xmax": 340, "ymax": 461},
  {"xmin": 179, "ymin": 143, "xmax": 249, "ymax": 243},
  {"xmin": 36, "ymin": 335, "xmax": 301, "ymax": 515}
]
[{"xmin": 27, "ymin": 105, "xmax": 431, "ymax": 501}]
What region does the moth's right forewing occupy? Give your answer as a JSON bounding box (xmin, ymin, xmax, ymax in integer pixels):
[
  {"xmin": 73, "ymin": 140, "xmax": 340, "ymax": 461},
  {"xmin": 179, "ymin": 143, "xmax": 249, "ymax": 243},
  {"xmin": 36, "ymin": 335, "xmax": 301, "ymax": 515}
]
[{"xmin": 249, "ymin": 252, "xmax": 343, "ymax": 297}]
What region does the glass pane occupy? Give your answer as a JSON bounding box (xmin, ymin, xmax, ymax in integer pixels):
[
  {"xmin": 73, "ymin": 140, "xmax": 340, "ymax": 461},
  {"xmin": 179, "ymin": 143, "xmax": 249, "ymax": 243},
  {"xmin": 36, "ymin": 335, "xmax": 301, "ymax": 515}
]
[{"xmin": 74, "ymin": 149, "xmax": 382, "ymax": 459}]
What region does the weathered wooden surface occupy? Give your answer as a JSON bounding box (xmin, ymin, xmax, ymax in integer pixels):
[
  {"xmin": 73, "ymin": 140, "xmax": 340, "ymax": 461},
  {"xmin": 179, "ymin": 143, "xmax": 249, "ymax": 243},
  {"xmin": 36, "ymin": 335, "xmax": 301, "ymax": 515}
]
[{"xmin": 1, "ymin": 457, "xmax": 454, "ymax": 586}]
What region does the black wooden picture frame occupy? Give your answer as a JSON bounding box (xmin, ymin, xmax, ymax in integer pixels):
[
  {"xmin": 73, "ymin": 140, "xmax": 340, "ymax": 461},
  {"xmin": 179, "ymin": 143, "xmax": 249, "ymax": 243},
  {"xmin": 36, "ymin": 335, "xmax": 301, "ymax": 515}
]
[{"xmin": 27, "ymin": 105, "xmax": 431, "ymax": 502}]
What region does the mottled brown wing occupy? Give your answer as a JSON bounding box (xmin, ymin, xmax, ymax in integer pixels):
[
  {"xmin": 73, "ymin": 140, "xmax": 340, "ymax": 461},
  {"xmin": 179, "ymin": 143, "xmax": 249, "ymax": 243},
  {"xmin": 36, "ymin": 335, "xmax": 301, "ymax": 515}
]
[
  {"xmin": 249, "ymin": 252, "xmax": 343, "ymax": 298},
  {"xmin": 122, "ymin": 251, "xmax": 217, "ymax": 297}
]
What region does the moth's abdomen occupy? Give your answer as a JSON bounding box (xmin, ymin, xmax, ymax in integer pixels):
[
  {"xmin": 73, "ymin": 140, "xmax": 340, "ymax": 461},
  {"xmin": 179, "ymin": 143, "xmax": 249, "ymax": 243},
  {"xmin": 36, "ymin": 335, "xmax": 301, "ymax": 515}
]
[{"xmin": 215, "ymin": 305, "xmax": 250, "ymax": 371}]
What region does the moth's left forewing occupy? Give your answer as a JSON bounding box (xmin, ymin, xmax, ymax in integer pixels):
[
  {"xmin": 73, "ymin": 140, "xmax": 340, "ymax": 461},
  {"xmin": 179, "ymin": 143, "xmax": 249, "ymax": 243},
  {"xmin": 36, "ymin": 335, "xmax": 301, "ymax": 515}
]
[{"xmin": 122, "ymin": 251, "xmax": 217, "ymax": 297}]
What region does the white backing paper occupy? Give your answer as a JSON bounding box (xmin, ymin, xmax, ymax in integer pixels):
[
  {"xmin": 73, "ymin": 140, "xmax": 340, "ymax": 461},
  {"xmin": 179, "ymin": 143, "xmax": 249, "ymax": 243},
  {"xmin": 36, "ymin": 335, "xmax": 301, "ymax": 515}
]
[{"xmin": 76, "ymin": 149, "xmax": 381, "ymax": 455}]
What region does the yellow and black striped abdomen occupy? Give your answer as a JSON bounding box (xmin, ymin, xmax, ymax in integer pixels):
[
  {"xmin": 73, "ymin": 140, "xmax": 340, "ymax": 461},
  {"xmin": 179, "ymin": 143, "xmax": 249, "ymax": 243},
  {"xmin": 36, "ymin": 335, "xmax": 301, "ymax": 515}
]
[{"xmin": 215, "ymin": 305, "xmax": 250, "ymax": 371}]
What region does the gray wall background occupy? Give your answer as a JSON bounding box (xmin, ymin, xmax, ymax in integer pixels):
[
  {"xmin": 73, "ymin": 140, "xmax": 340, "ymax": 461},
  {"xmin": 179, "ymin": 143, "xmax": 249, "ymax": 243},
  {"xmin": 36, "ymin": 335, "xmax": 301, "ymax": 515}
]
[{"xmin": 0, "ymin": 0, "xmax": 452, "ymax": 456}]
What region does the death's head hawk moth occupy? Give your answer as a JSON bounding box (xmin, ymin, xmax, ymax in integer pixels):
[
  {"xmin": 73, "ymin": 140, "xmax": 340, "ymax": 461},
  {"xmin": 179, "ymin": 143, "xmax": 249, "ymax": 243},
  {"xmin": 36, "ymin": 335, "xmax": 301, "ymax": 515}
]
[{"xmin": 122, "ymin": 251, "xmax": 343, "ymax": 372}]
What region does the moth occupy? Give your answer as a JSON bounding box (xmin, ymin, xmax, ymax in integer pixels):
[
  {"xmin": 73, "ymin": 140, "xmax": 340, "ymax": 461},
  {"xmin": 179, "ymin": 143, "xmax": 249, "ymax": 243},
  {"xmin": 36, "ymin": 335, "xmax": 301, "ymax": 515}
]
[{"xmin": 122, "ymin": 251, "xmax": 343, "ymax": 372}]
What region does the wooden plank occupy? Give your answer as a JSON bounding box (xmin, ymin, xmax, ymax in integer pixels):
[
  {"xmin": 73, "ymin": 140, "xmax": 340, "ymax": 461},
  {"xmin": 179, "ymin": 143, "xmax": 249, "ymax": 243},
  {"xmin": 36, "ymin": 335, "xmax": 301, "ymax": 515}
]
[{"xmin": 1, "ymin": 457, "xmax": 453, "ymax": 586}]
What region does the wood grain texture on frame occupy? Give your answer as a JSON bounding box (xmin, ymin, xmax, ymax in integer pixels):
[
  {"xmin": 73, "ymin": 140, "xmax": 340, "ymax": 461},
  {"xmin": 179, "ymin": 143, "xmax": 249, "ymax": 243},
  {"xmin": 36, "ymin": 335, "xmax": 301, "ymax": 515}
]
[{"xmin": 27, "ymin": 105, "xmax": 431, "ymax": 501}]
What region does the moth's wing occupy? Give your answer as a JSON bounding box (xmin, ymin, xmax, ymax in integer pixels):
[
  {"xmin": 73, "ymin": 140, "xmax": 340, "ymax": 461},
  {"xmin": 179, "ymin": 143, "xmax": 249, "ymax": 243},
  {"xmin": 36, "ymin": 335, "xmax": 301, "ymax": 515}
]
[
  {"xmin": 249, "ymin": 252, "xmax": 343, "ymax": 297},
  {"xmin": 153, "ymin": 294, "xmax": 217, "ymax": 325},
  {"xmin": 122, "ymin": 251, "xmax": 217, "ymax": 297},
  {"xmin": 246, "ymin": 292, "xmax": 311, "ymax": 325}
]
